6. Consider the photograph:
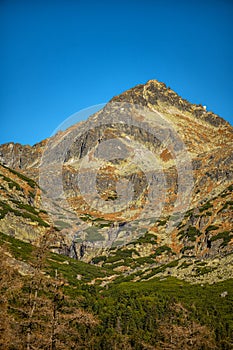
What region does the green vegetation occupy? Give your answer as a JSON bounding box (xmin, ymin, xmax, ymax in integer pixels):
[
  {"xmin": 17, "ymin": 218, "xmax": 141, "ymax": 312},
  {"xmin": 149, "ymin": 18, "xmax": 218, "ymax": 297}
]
[
  {"xmin": 79, "ymin": 213, "xmax": 112, "ymax": 227},
  {"xmin": 184, "ymin": 208, "xmax": 194, "ymax": 218},
  {"xmin": 91, "ymin": 255, "xmax": 107, "ymax": 264},
  {"xmin": 98, "ymin": 221, "xmax": 112, "ymax": 228},
  {"xmin": 106, "ymin": 244, "xmax": 175, "ymax": 268},
  {"xmin": 180, "ymin": 245, "xmax": 194, "ymax": 254},
  {"xmin": 0, "ymin": 231, "xmax": 233, "ymax": 349},
  {"xmin": 219, "ymin": 200, "xmax": 233, "ymax": 212},
  {"xmin": 0, "ymin": 201, "xmax": 12, "ymax": 219},
  {"xmin": 199, "ymin": 201, "xmax": 213, "ymax": 212},
  {"xmin": 195, "ymin": 265, "xmax": 216, "ymax": 276},
  {"xmin": 178, "ymin": 261, "xmax": 193, "ymax": 269},
  {"xmin": 28, "ymin": 190, "xmax": 36, "ymax": 198},
  {"xmin": 141, "ymin": 260, "xmax": 180, "ymax": 280},
  {"xmin": 132, "ymin": 232, "xmax": 157, "ymax": 245},
  {"xmin": 157, "ymin": 219, "xmax": 167, "ymax": 226},
  {"xmin": 206, "ymin": 225, "xmax": 219, "ymax": 232},
  {"xmin": 18, "ymin": 211, "xmax": 50, "ymax": 227},
  {"xmin": 103, "ymin": 277, "xmax": 233, "ymax": 348},
  {"xmin": 0, "ymin": 231, "xmax": 111, "ymax": 283},
  {"xmin": 166, "ymin": 259, "xmax": 180, "ymax": 268},
  {"xmin": 0, "ymin": 174, "xmax": 21, "ymax": 191},
  {"xmin": 210, "ymin": 231, "xmax": 233, "ymax": 247},
  {"xmin": 220, "ymin": 193, "xmax": 229, "ymax": 198},
  {"xmin": 0, "ymin": 231, "xmax": 34, "ymax": 260},
  {"xmin": 11, "ymin": 199, "xmax": 39, "ymax": 215},
  {"xmin": 2, "ymin": 164, "xmax": 37, "ymax": 188},
  {"xmin": 152, "ymin": 244, "xmax": 172, "ymax": 256},
  {"xmin": 79, "ymin": 213, "xmax": 94, "ymax": 221},
  {"xmin": 134, "ymin": 255, "xmax": 155, "ymax": 265},
  {"xmin": 0, "ymin": 200, "xmax": 49, "ymax": 227},
  {"xmin": 104, "ymin": 248, "xmax": 140, "ymax": 265},
  {"xmin": 178, "ymin": 226, "xmax": 202, "ymax": 242}
]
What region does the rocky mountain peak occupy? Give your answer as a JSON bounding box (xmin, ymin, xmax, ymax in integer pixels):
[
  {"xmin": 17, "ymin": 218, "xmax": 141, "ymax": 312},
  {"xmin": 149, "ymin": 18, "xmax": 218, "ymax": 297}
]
[
  {"xmin": 112, "ymin": 79, "xmax": 231, "ymax": 128},
  {"xmin": 0, "ymin": 79, "xmax": 232, "ymax": 274}
]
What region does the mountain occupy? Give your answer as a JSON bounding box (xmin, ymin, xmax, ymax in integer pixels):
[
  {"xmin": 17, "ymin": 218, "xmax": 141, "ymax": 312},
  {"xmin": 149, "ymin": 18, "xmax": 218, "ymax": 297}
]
[
  {"xmin": 1, "ymin": 80, "xmax": 233, "ymax": 349},
  {"xmin": 0, "ymin": 80, "xmax": 232, "ymax": 271},
  {"xmin": 0, "ymin": 80, "xmax": 233, "ymax": 271}
]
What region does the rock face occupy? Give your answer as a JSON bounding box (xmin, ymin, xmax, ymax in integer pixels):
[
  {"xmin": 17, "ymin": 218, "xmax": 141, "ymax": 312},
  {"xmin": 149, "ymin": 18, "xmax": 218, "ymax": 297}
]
[
  {"xmin": 0, "ymin": 164, "xmax": 69, "ymax": 253},
  {"xmin": 0, "ymin": 140, "xmax": 46, "ymax": 180},
  {"xmin": 0, "ymin": 79, "xmax": 232, "ymax": 282},
  {"xmin": 0, "ymin": 163, "xmax": 46, "ymax": 243}
]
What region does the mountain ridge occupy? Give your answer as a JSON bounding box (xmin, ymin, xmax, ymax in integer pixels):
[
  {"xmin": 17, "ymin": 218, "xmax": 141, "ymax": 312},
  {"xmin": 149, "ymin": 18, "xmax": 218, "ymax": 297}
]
[{"xmin": 0, "ymin": 79, "xmax": 232, "ymax": 282}]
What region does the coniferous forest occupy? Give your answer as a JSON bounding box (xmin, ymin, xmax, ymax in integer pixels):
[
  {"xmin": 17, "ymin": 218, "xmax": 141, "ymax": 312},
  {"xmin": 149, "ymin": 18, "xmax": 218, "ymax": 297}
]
[{"xmin": 0, "ymin": 231, "xmax": 232, "ymax": 350}]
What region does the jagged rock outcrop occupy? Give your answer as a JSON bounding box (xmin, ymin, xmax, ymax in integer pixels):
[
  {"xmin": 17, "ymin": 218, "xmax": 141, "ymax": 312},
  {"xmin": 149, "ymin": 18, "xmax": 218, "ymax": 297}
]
[{"xmin": 0, "ymin": 79, "xmax": 232, "ymax": 279}]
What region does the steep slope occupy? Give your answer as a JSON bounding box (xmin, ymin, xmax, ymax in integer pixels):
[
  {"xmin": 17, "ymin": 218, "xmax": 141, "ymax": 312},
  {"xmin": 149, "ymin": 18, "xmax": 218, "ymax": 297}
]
[
  {"xmin": 0, "ymin": 163, "xmax": 51, "ymax": 242},
  {"xmin": 0, "ymin": 79, "xmax": 232, "ymax": 278},
  {"xmin": 1, "ymin": 80, "xmax": 232, "ymax": 185}
]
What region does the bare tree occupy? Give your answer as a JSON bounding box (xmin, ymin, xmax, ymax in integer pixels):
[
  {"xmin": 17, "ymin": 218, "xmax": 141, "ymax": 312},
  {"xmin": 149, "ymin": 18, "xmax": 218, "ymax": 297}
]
[
  {"xmin": 0, "ymin": 245, "xmax": 24, "ymax": 349},
  {"xmin": 0, "ymin": 228, "xmax": 98, "ymax": 349}
]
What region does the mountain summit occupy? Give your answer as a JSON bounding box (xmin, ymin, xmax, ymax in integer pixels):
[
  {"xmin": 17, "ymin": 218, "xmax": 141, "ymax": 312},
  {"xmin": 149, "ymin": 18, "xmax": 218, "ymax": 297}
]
[{"xmin": 0, "ymin": 80, "xmax": 232, "ymax": 284}]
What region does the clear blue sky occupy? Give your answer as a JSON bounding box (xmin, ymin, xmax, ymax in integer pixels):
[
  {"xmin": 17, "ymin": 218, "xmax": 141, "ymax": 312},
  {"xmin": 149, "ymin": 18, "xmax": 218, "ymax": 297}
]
[{"xmin": 1, "ymin": 0, "xmax": 233, "ymax": 146}]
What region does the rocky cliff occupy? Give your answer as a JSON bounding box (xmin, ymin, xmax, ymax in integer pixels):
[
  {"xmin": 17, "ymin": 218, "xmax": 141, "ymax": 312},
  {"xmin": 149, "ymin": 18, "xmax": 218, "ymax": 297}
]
[{"xmin": 0, "ymin": 79, "xmax": 232, "ymax": 283}]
